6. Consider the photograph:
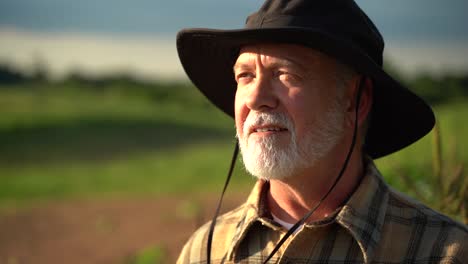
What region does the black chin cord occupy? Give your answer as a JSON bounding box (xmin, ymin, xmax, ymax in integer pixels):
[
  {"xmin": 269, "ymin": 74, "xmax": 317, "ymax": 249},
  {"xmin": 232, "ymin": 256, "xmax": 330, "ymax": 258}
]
[
  {"xmin": 206, "ymin": 140, "xmax": 239, "ymax": 264},
  {"xmin": 206, "ymin": 79, "xmax": 365, "ymax": 264}
]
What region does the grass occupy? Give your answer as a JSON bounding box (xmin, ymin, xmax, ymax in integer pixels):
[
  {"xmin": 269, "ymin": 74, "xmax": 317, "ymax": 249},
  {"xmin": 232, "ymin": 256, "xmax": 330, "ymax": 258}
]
[
  {"xmin": 0, "ymin": 82, "xmax": 466, "ymax": 221},
  {"xmin": 376, "ymin": 100, "xmax": 468, "ymax": 190},
  {"xmin": 125, "ymin": 244, "xmax": 168, "ymax": 264},
  {"xmin": 0, "ymin": 142, "xmax": 253, "ymax": 206},
  {"xmin": 0, "ymin": 83, "xmax": 252, "ymax": 208},
  {"xmin": 0, "ymin": 82, "xmax": 231, "ymax": 130}
]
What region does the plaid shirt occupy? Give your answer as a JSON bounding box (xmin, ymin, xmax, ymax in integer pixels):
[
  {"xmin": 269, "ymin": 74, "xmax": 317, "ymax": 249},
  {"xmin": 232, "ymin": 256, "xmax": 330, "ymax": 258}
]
[{"xmin": 177, "ymin": 161, "xmax": 467, "ymax": 263}]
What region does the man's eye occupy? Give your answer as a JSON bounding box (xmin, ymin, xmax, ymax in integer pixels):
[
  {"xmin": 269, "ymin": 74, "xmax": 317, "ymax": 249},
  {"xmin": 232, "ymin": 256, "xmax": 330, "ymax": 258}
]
[
  {"xmin": 276, "ymin": 70, "xmax": 293, "ymax": 77},
  {"xmin": 276, "ymin": 71, "xmax": 291, "ymax": 79},
  {"xmin": 236, "ymin": 72, "xmax": 254, "ymax": 83},
  {"xmin": 276, "ymin": 71, "xmax": 299, "ymax": 84}
]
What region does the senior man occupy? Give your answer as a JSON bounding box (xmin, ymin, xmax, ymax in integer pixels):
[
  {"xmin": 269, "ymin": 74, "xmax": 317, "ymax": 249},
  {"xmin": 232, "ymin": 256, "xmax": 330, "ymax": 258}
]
[{"xmin": 176, "ymin": 0, "xmax": 467, "ymax": 263}]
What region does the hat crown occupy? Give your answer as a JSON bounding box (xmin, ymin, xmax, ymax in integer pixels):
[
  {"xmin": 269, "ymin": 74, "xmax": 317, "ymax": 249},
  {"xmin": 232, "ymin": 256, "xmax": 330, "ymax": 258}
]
[{"xmin": 245, "ymin": 0, "xmax": 384, "ymax": 66}]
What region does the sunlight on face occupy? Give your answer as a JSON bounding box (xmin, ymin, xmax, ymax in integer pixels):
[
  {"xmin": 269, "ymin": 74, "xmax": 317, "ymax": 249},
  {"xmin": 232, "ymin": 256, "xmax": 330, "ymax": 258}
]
[{"xmin": 234, "ymin": 44, "xmax": 346, "ymax": 180}]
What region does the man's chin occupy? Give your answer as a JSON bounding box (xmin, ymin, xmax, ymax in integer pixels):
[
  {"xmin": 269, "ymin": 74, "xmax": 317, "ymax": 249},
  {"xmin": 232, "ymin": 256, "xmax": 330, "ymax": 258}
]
[
  {"xmin": 247, "ymin": 135, "xmax": 289, "ymax": 149},
  {"xmin": 248, "ymin": 165, "xmax": 295, "ymax": 181},
  {"xmin": 242, "ymin": 149, "xmax": 297, "ymax": 180}
]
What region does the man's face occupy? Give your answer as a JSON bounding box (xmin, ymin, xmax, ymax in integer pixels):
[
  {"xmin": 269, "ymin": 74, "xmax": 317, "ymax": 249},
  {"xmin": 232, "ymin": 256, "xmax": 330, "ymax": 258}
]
[{"xmin": 234, "ymin": 44, "xmax": 347, "ymax": 180}]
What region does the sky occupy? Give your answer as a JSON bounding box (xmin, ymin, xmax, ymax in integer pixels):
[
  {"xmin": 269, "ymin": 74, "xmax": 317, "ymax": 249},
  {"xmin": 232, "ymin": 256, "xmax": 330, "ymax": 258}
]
[{"xmin": 0, "ymin": 0, "xmax": 467, "ymax": 80}]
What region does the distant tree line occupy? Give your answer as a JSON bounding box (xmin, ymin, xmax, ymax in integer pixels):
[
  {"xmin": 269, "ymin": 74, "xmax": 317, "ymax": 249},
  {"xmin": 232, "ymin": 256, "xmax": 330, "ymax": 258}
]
[
  {"xmin": 1, "ymin": 63, "xmax": 467, "ymax": 106},
  {"xmin": 405, "ymin": 74, "xmax": 468, "ymax": 104}
]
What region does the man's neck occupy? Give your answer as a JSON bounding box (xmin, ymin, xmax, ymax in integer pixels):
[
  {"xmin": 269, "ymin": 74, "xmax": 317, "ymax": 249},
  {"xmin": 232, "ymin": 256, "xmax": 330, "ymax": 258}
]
[{"xmin": 266, "ymin": 147, "xmax": 365, "ymax": 223}]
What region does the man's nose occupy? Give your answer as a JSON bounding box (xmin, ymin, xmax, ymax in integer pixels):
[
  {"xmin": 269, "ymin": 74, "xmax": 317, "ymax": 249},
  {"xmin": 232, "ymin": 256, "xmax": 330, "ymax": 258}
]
[{"xmin": 245, "ymin": 75, "xmax": 278, "ymax": 111}]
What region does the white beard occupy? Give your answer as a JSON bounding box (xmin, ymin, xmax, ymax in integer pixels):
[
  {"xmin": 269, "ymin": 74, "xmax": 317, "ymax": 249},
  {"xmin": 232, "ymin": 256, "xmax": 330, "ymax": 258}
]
[{"xmin": 237, "ymin": 100, "xmax": 345, "ymax": 180}]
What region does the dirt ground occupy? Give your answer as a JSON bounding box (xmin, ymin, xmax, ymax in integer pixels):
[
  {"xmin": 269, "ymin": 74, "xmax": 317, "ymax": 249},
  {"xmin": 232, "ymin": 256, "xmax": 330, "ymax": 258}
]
[{"xmin": 0, "ymin": 192, "xmax": 249, "ymax": 264}]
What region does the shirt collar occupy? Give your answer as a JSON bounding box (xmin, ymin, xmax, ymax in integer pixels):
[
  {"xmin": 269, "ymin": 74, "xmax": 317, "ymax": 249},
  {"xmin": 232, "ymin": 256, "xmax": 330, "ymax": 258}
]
[
  {"xmin": 225, "ymin": 180, "xmax": 271, "ymax": 260},
  {"xmin": 335, "ymin": 160, "xmax": 389, "ymax": 263},
  {"xmin": 227, "ymin": 159, "xmax": 389, "ymax": 263}
]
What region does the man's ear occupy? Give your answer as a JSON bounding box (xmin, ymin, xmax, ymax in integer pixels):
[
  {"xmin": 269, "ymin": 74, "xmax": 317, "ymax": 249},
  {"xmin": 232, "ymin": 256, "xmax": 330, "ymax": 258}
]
[{"xmin": 345, "ymin": 76, "xmax": 373, "ymax": 128}]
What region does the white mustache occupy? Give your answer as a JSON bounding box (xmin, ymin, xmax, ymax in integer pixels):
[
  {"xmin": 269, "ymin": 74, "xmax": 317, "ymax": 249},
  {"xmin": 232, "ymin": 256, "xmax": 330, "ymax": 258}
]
[{"xmin": 243, "ymin": 112, "xmax": 294, "ymax": 136}]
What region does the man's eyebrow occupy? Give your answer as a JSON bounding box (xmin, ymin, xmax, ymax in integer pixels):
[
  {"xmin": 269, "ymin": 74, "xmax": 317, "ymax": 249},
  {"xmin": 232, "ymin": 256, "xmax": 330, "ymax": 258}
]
[
  {"xmin": 233, "ymin": 58, "xmax": 307, "ymax": 73},
  {"xmin": 268, "ymin": 59, "xmax": 300, "ymax": 70},
  {"xmin": 233, "ymin": 63, "xmax": 252, "ymax": 73},
  {"xmin": 272, "ymin": 57, "xmax": 309, "ymax": 71}
]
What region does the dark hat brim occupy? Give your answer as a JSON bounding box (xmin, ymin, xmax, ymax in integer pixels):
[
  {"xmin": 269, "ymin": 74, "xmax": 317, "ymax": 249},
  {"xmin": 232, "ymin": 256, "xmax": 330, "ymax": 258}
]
[{"xmin": 177, "ymin": 27, "xmax": 435, "ymax": 159}]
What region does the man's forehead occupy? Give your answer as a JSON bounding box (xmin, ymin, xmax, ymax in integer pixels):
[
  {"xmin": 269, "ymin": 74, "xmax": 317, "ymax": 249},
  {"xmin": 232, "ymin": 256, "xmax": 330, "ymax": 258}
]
[{"xmin": 234, "ymin": 43, "xmax": 335, "ymax": 70}]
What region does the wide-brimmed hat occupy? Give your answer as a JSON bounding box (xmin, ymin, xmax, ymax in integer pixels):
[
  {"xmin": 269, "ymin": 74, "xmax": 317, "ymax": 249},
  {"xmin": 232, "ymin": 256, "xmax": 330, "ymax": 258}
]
[{"xmin": 176, "ymin": 0, "xmax": 435, "ymax": 159}]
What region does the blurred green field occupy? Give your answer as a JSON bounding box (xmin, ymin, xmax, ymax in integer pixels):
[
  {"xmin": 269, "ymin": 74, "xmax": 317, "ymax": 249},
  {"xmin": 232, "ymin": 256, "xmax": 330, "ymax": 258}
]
[
  {"xmin": 377, "ymin": 100, "xmax": 468, "ymax": 181},
  {"xmin": 0, "ymin": 82, "xmax": 466, "ymax": 214},
  {"xmin": 0, "ymin": 82, "xmax": 250, "ymax": 208}
]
